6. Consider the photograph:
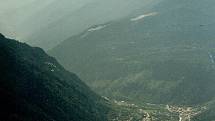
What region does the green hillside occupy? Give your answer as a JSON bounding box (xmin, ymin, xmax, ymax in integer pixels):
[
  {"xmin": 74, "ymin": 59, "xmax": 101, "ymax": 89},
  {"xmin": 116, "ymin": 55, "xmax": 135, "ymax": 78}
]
[
  {"xmin": 49, "ymin": 0, "xmax": 215, "ymax": 105},
  {"xmin": 0, "ymin": 33, "xmax": 183, "ymax": 121},
  {"xmin": 0, "ymin": 33, "xmax": 110, "ymax": 121}
]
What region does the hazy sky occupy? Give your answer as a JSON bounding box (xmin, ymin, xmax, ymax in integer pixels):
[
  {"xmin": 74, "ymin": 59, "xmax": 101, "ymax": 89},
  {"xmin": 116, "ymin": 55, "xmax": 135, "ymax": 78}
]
[
  {"xmin": 0, "ymin": 0, "xmax": 158, "ymax": 47},
  {"xmin": 0, "ymin": 0, "xmax": 93, "ymax": 39}
]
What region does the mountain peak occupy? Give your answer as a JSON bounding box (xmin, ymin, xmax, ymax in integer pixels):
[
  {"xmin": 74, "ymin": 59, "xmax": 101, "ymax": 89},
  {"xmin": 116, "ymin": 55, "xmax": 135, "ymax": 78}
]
[{"xmin": 0, "ymin": 33, "xmax": 5, "ymax": 38}]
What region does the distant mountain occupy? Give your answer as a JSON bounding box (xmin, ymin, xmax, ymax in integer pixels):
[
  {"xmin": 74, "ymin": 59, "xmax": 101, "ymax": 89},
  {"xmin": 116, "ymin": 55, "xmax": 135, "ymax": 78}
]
[
  {"xmin": 49, "ymin": 0, "xmax": 215, "ymax": 105},
  {"xmin": 0, "ymin": 0, "xmax": 159, "ymax": 50},
  {"xmin": 0, "ymin": 33, "xmax": 109, "ymax": 121}
]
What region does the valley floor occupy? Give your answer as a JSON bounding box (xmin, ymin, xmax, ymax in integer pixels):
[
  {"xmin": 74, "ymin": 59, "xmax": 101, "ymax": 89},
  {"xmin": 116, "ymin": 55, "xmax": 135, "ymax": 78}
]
[{"xmin": 106, "ymin": 97, "xmax": 207, "ymax": 121}]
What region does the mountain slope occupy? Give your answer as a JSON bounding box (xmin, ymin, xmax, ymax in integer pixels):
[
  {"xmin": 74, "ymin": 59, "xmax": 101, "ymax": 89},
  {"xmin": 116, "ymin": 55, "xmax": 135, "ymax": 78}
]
[
  {"xmin": 49, "ymin": 0, "xmax": 215, "ymax": 105},
  {"xmin": 0, "ymin": 33, "xmax": 109, "ymax": 121},
  {"xmin": 0, "ymin": 33, "xmax": 182, "ymax": 121}
]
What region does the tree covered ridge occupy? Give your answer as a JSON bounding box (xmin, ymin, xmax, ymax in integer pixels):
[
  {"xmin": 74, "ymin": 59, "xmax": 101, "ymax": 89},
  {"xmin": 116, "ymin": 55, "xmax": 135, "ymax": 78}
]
[{"xmin": 0, "ymin": 34, "xmax": 110, "ymax": 121}]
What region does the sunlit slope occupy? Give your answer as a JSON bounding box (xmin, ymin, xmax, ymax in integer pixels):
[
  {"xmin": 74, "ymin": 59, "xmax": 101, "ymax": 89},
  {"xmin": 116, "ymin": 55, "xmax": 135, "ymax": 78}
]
[{"xmin": 50, "ymin": 0, "xmax": 215, "ymax": 105}]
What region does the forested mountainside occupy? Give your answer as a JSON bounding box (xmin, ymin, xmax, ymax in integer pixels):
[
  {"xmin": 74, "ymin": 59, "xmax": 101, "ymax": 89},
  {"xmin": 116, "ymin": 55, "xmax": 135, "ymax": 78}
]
[
  {"xmin": 0, "ymin": 33, "xmax": 186, "ymax": 121},
  {"xmin": 1, "ymin": 0, "xmax": 215, "ymax": 120},
  {"xmin": 0, "ymin": 33, "xmax": 109, "ymax": 121},
  {"xmin": 50, "ymin": 0, "xmax": 215, "ymax": 105}
]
